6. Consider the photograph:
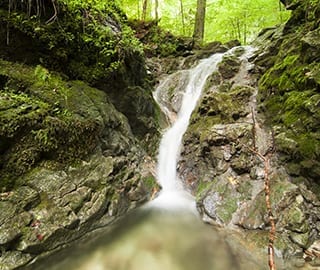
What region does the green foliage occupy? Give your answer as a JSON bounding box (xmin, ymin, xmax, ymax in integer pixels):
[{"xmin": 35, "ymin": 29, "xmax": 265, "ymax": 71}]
[
  {"xmin": 120, "ymin": 0, "xmax": 290, "ymax": 44},
  {"xmin": 34, "ymin": 65, "xmax": 51, "ymax": 81},
  {"xmin": 129, "ymin": 20, "xmax": 181, "ymax": 57},
  {"xmin": 142, "ymin": 175, "xmax": 158, "ymax": 189},
  {"xmin": 205, "ymin": 0, "xmax": 290, "ymax": 43},
  {"xmin": 1, "ymin": 0, "xmax": 145, "ymax": 85}
]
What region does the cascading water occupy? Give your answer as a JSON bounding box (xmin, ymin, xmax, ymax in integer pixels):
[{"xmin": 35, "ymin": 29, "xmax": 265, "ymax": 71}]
[
  {"xmin": 149, "ymin": 46, "xmax": 255, "ymax": 211},
  {"xmin": 28, "ymin": 46, "xmax": 262, "ymax": 270}
]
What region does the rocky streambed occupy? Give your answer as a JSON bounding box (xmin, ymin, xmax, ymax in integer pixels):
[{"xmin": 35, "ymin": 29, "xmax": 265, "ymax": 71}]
[{"xmin": 1, "ymin": 0, "xmax": 320, "ymax": 268}]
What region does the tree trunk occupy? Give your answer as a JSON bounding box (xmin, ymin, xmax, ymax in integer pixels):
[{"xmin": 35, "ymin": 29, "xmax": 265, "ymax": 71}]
[
  {"xmin": 155, "ymin": 0, "xmax": 159, "ymax": 23},
  {"xmin": 180, "ymin": 0, "xmax": 185, "ymax": 35},
  {"xmin": 137, "ymin": 0, "xmax": 140, "ymax": 20},
  {"xmin": 243, "ymin": 10, "xmax": 247, "ymax": 44},
  {"xmin": 193, "ymin": 0, "xmax": 206, "ymax": 44},
  {"xmin": 142, "ymin": 0, "xmax": 148, "ymax": 21}
]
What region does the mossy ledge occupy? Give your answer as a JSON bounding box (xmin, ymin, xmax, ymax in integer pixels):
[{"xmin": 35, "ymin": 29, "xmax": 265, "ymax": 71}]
[
  {"xmin": 0, "ymin": 0, "xmax": 160, "ymax": 143},
  {"xmin": 254, "ymin": 0, "xmax": 320, "ymax": 190},
  {"xmin": 0, "ymin": 59, "xmax": 130, "ymax": 190}
]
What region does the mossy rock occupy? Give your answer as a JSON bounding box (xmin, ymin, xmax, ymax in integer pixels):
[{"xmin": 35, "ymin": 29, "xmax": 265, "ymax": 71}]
[
  {"xmin": 190, "ymin": 86, "xmax": 253, "ymax": 138},
  {"xmin": 218, "ymin": 55, "xmax": 241, "ymax": 79},
  {"xmin": 0, "ymin": 59, "xmax": 134, "ymax": 190},
  {"xmin": 256, "ymin": 0, "xmax": 320, "ymax": 189},
  {"xmin": 0, "ymin": 1, "xmax": 160, "ymax": 146},
  {"xmin": 0, "ymin": 0, "xmax": 144, "ymax": 85}
]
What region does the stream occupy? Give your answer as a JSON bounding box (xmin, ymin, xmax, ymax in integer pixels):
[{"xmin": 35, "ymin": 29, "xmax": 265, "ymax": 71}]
[{"xmin": 27, "ymin": 47, "xmax": 264, "ymax": 270}]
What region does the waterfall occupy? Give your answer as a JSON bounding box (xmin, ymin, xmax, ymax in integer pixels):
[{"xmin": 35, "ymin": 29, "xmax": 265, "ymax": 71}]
[{"xmin": 148, "ymin": 46, "xmax": 255, "ymax": 212}]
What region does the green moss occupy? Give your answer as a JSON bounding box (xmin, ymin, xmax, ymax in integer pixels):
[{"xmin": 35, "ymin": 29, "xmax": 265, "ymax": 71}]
[
  {"xmin": 0, "ymin": 0, "xmax": 145, "ymax": 85},
  {"xmin": 218, "ymin": 54, "xmax": 241, "ymax": 80},
  {"xmin": 0, "ymin": 59, "xmax": 125, "ymax": 190},
  {"xmin": 196, "ymin": 180, "xmax": 215, "ymax": 199},
  {"xmin": 257, "ymin": 18, "xmax": 320, "ymax": 185},
  {"xmin": 281, "ymin": 90, "xmax": 313, "ymax": 127},
  {"xmin": 129, "ymin": 20, "xmax": 181, "ymax": 57},
  {"xmin": 189, "ymin": 87, "xmax": 253, "ymax": 143},
  {"xmin": 142, "ymin": 176, "xmax": 158, "ymax": 190},
  {"xmin": 216, "ymin": 196, "xmax": 238, "ymax": 224}
]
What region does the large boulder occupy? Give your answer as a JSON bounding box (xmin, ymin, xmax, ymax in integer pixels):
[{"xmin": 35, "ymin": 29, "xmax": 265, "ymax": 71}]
[{"xmin": 0, "ymin": 59, "xmax": 158, "ymax": 268}]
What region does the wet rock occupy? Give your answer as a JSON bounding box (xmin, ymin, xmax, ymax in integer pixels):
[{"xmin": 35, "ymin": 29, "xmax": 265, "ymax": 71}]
[
  {"xmin": 280, "ymin": 0, "xmax": 302, "ymax": 10},
  {"xmin": 255, "ymin": 0, "xmax": 320, "ymax": 194},
  {"xmin": 285, "ymin": 203, "xmax": 309, "ymax": 233},
  {"xmin": 81, "ymin": 156, "xmax": 114, "ymax": 188},
  {"xmin": 27, "ymin": 170, "xmax": 68, "ymax": 194},
  {"xmin": 218, "ymin": 55, "xmax": 241, "ymax": 79},
  {"xmin": 230, "ymin": 153, "xmax": 253, "ymax": 174},
  {"xmin": 177, "ymin": 43, "xmax": 320, "ymax": 260},
  {"xmin": 0, "ymin": 201, "xmax": 16, "ymax": 225},
  {"xmin": 299, "ymin": 185, "xmax": 320, "ymax": 206},
  {"xmin": 154, "ymin": 70, "xmax": 189, "ymax": 115},
  {"xmin": 0, "ymin": 149, "xmax": 154, "ymax": 268},
  {"xmin": 224, "ymin": 40, "xmax": 241, "ymax": 49},
  {"xmin": 0, "ymin": 212, "xmax": 32, "ymax": 247},
  {"xmin": 275, "ymin": 132, "xmax": 299, "ymax": 155},
  {"xmin": 290, "ymin": 232, "xmax": 310, "ymax": 249},
  {"xmin": 8, "ymin": 186, "xmax": 40, "ymax": 211},
  {"xmin": 237, "ymin": 201, "xmax": 266, "ymax": 230},
  {"xmin": 0, "ymin": 251, "xmax": 32, "ymax": 270},
  {"xmin": 60, "ymin": 187, "xmax": 92, "ymax": 213},
  {"xmin": 301, "ymin": 28, "xmax": 320, "ymax": 48}
]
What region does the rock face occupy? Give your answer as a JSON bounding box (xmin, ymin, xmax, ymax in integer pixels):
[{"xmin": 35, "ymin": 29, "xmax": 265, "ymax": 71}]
[
  {"xmin": 0, "ymin": 59, "xmax": 157, "ymax": 269},
  {"xmin": 254, "ymin": 0, "xmax": 320, "ymax": 190},
  {"xmin": 170, "ymin": 43, "xmax": 320, "ymax": 267},
  {"xmin": 0, "ymin": 0, "xmax": 160, "ymax": 144}
]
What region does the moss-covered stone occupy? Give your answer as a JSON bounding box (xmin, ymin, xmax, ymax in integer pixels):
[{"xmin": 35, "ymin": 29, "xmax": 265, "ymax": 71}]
[
  {"xmin": 218, "ymin": 55, "xmax": 241, "ymax": 79},
  {"xmin": 0, "ymin": 59, "xmax": 136, "ymax": 190},
  {"xmin": 0, "ymin": 1, "xmax": 160, "ymax": 148},
  {"xmin": 188, "ymin": 86, "xmax": 254, "ymax": 143},
  {"xmin": 0, "ymin": 0, "xmax": 143, "ymax": 84},
  {"xmin": 256, "ymin": 0, "xmax": 320, "ymax": 188}
]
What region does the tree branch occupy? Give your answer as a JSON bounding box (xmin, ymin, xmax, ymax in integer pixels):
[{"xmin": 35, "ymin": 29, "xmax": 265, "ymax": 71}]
[
  {"xmin": 208, "ymin": 109, "xmax": 277, "ymax": 270},
  {"xmin": 46, "ymin": 0, "xmax": 57, "ymax": 24}
]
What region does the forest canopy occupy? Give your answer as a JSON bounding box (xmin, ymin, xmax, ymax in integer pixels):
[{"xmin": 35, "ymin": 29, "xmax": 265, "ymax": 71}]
[{"xmin": 118, "ymin": 0, "xmax": 290, "ymax": 44}]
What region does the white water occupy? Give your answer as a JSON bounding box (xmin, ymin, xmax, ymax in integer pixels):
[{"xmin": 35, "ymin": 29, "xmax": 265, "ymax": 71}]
[{"xmin": 149, "ymin": 47, "xmax": 255, "ymax": 212}]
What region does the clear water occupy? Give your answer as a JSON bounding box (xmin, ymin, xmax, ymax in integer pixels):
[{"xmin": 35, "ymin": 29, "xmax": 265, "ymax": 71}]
[{"xmin": 28, "ymin": 210, "xmax": 241, "ymax": 270}]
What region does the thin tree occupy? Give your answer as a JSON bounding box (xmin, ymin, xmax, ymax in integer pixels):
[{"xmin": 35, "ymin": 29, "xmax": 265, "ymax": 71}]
[
  {"xmin": 137, "ymin": 0, "xmax": 140, "ymax": 20},
  {"xmin": 142, "ymin": 0, "xmax": 148, "ymax": 21},
  {"xmin": 180, "ymin": 0, "xmax": 185, "ymax": 35},
  {"xmin": 155, "ymin": 0, "xmax": 159, "ymax": 22},
  {"xmin": 193, "ymin": 0, "xmax": 207, "ymax": 44}
]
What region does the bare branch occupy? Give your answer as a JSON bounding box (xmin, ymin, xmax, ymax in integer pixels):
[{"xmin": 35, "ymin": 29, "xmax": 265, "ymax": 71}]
[
  {"xmin": 46, "ymin": 0, "xmax": 58, "ymax": 24},
  {"xmin": 207, "ymin": 114, "xmax": 277, "ymax": 270}
]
